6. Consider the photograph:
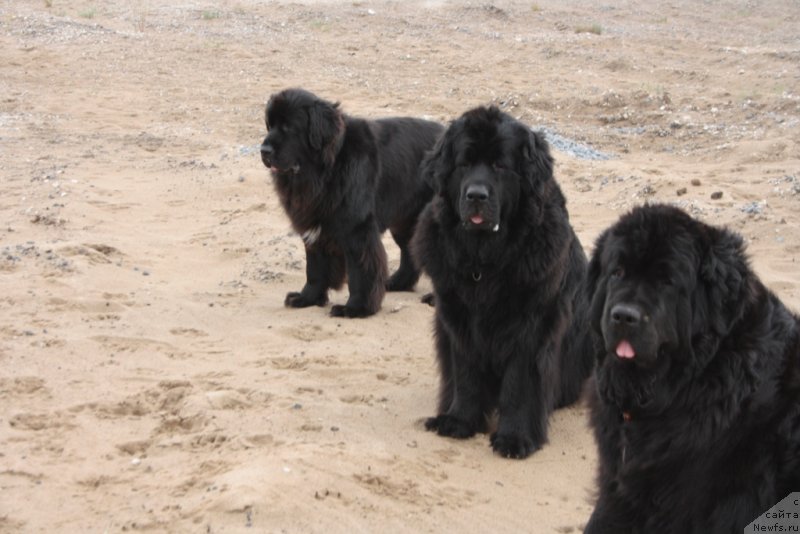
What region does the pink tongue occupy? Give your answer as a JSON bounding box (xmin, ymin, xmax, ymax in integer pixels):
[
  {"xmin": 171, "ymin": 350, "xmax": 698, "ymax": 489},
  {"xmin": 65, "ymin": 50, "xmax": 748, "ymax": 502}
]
[
  {"xmin": 470, "ymin": 215, "xmax": 484, "ymax": 225},
  {"xmin": 616, "ymin": 340, "xmax": 636, "ymax": 359}
]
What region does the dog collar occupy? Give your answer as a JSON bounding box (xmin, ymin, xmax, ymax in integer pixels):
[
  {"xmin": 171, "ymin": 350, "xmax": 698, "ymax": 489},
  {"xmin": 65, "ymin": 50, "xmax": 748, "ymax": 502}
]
[{"xmin": 622, "ymin": 411, "xmax": 632, "ymax": 422}]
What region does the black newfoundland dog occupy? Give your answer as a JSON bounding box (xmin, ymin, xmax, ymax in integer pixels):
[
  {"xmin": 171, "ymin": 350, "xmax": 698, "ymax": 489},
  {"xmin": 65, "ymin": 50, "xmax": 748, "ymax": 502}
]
[
  {"xmin": 411, "ymin": 106, "xmax": 595, "ymax": 459},
  {"xmin": 585, "ymin": 204, "xmax": 800, "ymax": 533},
  {"xmin": 260, "ymin": 88, "xmax": 443, "ymax": 317}
]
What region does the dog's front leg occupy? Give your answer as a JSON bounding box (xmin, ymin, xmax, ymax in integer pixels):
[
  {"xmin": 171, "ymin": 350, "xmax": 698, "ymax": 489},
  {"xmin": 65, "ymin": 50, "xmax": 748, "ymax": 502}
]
[
  {"xmin": 285, "ymin": 243, "xmax": 331, "ymax": 308},
  {"xmin": 330, "ymin": 217, "xmax": 387, "ymax": 318}
]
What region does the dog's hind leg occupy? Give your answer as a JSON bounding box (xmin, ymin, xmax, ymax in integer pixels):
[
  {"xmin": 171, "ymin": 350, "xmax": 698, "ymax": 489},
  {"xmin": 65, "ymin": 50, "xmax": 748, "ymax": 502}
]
[{"xmin": 386, "ymin": 220, "xmax": 422, "ymax": 291}]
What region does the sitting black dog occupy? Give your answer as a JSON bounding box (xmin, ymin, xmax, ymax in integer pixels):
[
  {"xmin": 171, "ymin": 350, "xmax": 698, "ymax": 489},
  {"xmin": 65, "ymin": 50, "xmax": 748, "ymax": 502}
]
[
  {"xmin": 584, "ymin": 204, "xmax": 800, "ymax": 533},
  {"xmin": 412, "ymin": 106, "xmax": 595, "ymax": 458}
]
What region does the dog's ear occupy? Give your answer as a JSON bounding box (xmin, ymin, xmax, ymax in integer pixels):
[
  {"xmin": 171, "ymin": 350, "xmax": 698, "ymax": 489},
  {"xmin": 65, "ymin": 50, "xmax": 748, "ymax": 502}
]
[
  {"xmin": 420, "ymin": 121, "xmax": 457, "ymax": 195},
  {"xmin": 520, "ymin": 129, "xmax": 554, "ymax": 189},
  {"xmin": 265, "ymin": 93, "xmax": 280, "ymax": 129},
  {"xmin": 586, "ymin": 229, "xmax": 610, "ymax": 335},
  {"xmin": 697, "ymin": 226, "xmax": 751, "ymax": 337},
  {"xmin": 307, "ymin": 99, "xmax": 344, "ymax": 167}
]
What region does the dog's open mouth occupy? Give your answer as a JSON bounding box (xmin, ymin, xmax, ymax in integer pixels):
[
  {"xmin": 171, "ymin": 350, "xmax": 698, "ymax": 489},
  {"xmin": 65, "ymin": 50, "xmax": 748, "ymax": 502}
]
[
  {"xmin": 616, "ymin": 339, "xmax": 636, "ymax": 359},
  {"xmin": 464, "ymin": 212, "xmax": 499, "ymax": 232},
  {"xmin": 606, "ymin": 336, "xmax": 662, "ymax": 368},
  {"xmin": 266, "ymin": 162, "xmax": 300, "ymax": 175},
  {"xmin": 260, "ymin": 146, "xmax": 300, "ymax": 175},
  {"xmin": 608, "ymin": 337, "xmax": 642, "ymax": 362}
]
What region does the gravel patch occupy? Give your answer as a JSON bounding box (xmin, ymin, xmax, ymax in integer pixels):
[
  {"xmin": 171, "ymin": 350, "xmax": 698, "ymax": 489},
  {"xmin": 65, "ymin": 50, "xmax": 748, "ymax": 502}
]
[{"xmin": 537, "ymin": 127, "xmax": 614, "ymax": 161}]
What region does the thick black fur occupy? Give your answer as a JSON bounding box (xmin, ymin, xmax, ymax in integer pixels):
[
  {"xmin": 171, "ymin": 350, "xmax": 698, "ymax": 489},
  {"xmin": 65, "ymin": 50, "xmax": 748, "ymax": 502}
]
[
  {"xmin": 585, "ymin": 204, "xmax": 800, "ymax": 533},
  {"xmin": 260, "ymin": 88, "xmax": 443, "ymax": 317},
  {"xmin": 411, "ymin": 106, "xmax": 595, "ymax": 459}
]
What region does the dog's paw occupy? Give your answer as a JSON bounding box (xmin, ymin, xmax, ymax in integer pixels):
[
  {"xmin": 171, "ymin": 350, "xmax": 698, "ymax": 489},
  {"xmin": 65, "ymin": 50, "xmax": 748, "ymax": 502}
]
[
  {"xmin": 490, "ymin": 432, "xmax": 540, "ymax": 459},
  {"xmin": 386, "ymin": 276, "xmax": 415, "ymax": 292},
  {"xmin": 285, "ymin": 292, "xmax": 327, "ymax": 308},
  {"xmin": 424, "ymin": 415, "xmax": 476, "ymax": 439},
  {"xmin": 329, "ymin": 304, "xmax": 373, "ymax": 318}
]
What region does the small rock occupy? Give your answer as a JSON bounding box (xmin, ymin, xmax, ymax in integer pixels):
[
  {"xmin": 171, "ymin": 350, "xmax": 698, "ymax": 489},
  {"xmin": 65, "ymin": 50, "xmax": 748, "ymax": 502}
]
[
  {"xmin": 573, "ymin": 177, "xmax": 592, "ymax": 193},
  {"xmin": 677, "ymin": 187, "xmax": 687, "ymax": 196},
  {"xmin": 711, "ymin": 191, "xmax": 723, "ymax": 200},
  {"xmin": 741, "ymin": 201, "xmax": 767, "ymax": 215},
  {"xmin": 691, "ymin": 179, "xmax": 702, "ymax": 186},
  {"xmin": 639, "ymin": 184, "xmax": 656, "ymax": 197}
]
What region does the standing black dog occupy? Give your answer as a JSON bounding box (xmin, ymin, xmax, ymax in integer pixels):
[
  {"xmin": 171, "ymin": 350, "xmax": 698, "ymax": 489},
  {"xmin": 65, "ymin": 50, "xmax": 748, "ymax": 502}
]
[
  {"xmin": 261, "ymin": 88, "xmax": 443, "ymax": 317},
  {"xmin": 412, "ymin": 106, "xmax": 595, "ymax": 458},
  {"xmin": 585, "ymin": 204, "xmax": 800, "ymax": 533}
]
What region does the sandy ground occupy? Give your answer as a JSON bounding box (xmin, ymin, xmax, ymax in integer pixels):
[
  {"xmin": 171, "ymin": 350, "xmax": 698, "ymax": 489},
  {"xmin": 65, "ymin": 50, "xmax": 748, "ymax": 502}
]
[{"xmin": 1, "ymin": 1, "xmax": 799, "ymax": 532}]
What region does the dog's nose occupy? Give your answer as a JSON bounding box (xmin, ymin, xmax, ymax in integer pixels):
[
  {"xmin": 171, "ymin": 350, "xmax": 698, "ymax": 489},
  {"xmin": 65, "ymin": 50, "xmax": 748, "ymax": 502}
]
[
  {"xmin": 260, "ymin": 143, "xmax": 273, "ymax": 155},
  {"xmin": 465, "ymin": 184, "xmax": 489, "ymax": 201},
  {"xmin": 610, "ymin": 303, "xmax": 642, "ymax": 327}
]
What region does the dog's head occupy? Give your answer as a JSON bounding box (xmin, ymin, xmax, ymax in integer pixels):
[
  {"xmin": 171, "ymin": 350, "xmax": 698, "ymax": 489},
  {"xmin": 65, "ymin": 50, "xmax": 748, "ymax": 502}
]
[
  {"xmin": 586, "ymin": 204, "xmax": 751, "ymax": 412},
  {"xmin": 260, "ymin": 88, "xmax": 345, "ymax": 175},
  {"xmin": 420, "ymin": 106, "xmax": 553, "ymax": 234}
]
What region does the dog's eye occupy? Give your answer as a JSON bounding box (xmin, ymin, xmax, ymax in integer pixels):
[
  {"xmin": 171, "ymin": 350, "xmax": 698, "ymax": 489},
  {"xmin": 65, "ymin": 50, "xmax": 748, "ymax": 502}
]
[
  {"xmin": 493, "ymin": 162, "xmax": 507, "ymax": 171},
  {"xmin": 611, "ymin": 267, "xmax": 625, "ymax": 279}
]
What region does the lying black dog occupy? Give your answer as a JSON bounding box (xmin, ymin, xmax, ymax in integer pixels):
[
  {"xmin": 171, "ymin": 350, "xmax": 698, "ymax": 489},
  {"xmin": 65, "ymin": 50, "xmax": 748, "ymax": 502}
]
[
  {"xmin": 412, "ymin": 106, "xmax": 595, "ymax": 458},
  {"xmin": 261, "ymin": 88, "xmax": 443, "ymax": 317},
  {"xmin": 585, "ymin": 203, "xmax": 800, "ymax": 533}
]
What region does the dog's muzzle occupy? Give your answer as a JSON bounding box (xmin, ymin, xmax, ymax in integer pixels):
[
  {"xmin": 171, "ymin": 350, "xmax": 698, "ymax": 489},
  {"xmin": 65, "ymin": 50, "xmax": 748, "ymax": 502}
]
[
  {"xmin": 260, "ymin": 142, "xmax": 274, "ymax": 167},
  {"xmin": 460, "ymin": 180, "xmax": 499, "ymax": 232}
]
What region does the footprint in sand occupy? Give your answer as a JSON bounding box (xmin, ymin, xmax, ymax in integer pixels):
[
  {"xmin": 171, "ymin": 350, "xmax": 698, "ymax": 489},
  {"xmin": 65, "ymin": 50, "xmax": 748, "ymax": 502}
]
[
  {"xmin": 339, "ymin": 394, "xmax": 387, "ymax": 406},
  {"xmin": 94, "ymin": 379, "xmax": 193, "ymax": 418},
  {"xmin": 116, "ymin": 439, "xmax": 152, "ymax": 457},
  {"xmin": 48, "ymin": 296, "xmax": 126, "ymax": 314},
  {"xmin": 9, "ymin": 411, "xmax": 75, "ymax": 431},
  {"xmin": 90, "ymin": 335, "xmax": 191, "ymax": 359},
  {"xmin": 76, "ymin": 474, "xmax": 123, "ymax": 489},
  {"xmin": 169, "ymin": 327, "xmax": 208, "ymax": 337},
  {"xmin": 204, "ymin": 389, "xmax": 251, "ymax": 410},
  {"xmin": 86, "ymin": 197, "xmax": 137, "ymax": 212},
  {"xmin": 269, "ymin": 357, "xmax": 308, "ymax": 371},
  {"xmin": 282, "ymin": 323, "xmax": 338, "ymax": 342},
  {"xmin": 58, "ymin": 243, "xmax": 123, "ymax": 265},
  {"xmin": 0, "ymin": 376, "xmax": 48, "ymax": 397}
]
